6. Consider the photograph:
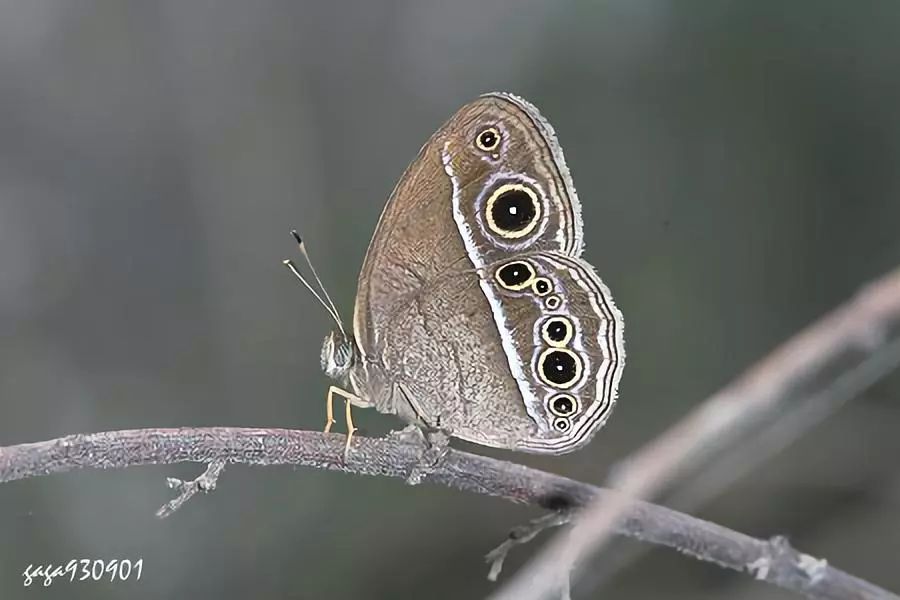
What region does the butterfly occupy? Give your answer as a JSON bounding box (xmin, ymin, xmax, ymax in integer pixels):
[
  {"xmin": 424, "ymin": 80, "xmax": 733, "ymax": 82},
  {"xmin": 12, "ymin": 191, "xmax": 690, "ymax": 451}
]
[{"xmin": 288, "ymin": 93, "xmax": 625, "ymax": 455}]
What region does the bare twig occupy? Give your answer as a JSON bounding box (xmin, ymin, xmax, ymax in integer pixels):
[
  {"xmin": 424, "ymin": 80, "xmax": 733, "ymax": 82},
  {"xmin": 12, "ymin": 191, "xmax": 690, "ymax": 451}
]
[
  {"xmin": 486, "ymin": 511, "xmax": 572, "ymax": 582},
  {"xmin": 155, "ymin": 459, "xmax": 226, "ymax": 518},
  {"xmin": 0, "ymin": 427, "xmax": 896, "ymax": 600},
  {"xmin": 491, "ymin": 267, "xmax": 900, "ymax": 600}
]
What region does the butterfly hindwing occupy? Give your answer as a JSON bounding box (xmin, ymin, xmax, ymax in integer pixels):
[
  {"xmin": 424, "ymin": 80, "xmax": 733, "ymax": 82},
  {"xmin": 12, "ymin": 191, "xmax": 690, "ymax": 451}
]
[{"xmin": 477, "ymin": 251, "xmax": 625, "ymax": 453}]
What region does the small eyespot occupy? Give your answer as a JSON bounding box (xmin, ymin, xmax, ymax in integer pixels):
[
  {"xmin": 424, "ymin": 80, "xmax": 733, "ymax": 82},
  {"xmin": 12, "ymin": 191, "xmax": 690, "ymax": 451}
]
[
  {"xmin": 475, "ymin": 126, "xmax": 501, "ymax": 153},
  {"xmin": 537, "ymin": 347, "xmax": 583, "ymax": 389},
  {"xmin": 545, "ymin": 295, "xmax": 562, "ymax": 310},
  {"xmin": 532, "ymin": 277, "xmax": 552, "ymax": 296},
  {"xmin": 485, "ymin": 183, "xmax": 542, "ymax": 239},
  {"xmin": 553, "ymin": 417, "xmax": 571, "ymax": 432},
  {"xmin": 495, "ymin": 260, "xmax": 536, "ymax": 290},
  {"xmin": 548, "ymin": 394, "xmax": 580, "ymax": 418},
  {"xmin": 542, "ymin": 316, "xmax": 574, "ymax": 347}
]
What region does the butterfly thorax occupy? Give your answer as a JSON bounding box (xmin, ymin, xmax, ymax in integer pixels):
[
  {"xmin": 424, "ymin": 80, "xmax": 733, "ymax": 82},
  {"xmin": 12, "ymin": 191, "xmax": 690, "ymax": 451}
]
[{"xmin": 320, "ymin": 330, "xmax": 357, "ymax": 383}]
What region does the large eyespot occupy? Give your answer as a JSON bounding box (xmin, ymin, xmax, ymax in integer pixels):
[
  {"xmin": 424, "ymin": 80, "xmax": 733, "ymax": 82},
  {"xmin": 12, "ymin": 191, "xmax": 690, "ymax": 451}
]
[
  {"xmin": 541, "ymin": 316, "xmax": 574, "ymax": 347},
  {"xmin": 552, "ymin": 417, "xmax": 571, "ymax": 432},
  {"xmin": 548, "ymin": 393, "xmax": 580, "ymax": 418},
  {"xmin": 485, "ymin": 183, "xmax": 542, "ymax": 239},
  {"xmin": 475, "ymin": 126, "xmax": 501, "ymax": 153},
  {"xmin": 544, "ymin": 295, "xmax": 561, "ymax": 310},
  {"xmin": 495, "ymin": 260, "xmax": 536, "ymax": 290},
  {"xmin": 537, "ymin": 348, "xmax": 583, "ymax": 389},
  {"xmin": 532, "ymin": 277, "xmax": 552, "ymax": 296}
]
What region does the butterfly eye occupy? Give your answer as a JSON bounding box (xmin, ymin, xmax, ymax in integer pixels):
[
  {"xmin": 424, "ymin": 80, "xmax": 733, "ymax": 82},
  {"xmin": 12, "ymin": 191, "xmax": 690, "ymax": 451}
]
[
  {"xmin": 544, "ymin": 295, "xmax": 562, "ymax": 310},
  {"xmin": 485, "ymin": 183, "xmax": 542, "ymax": 239},
  {"xmin": 475, "ymin": 126, "xmax": 501, "ymax": 152},
  {"xmin": 548, "ymin": 393, "xmax": 580, "ymax": 417},
  {"xmin": 537, "ymin": 347, "xmax": 583, "ymax": 389},
  {"xmin": 542, "ymin": 316, "xmax": 574, "ymax": 347}
]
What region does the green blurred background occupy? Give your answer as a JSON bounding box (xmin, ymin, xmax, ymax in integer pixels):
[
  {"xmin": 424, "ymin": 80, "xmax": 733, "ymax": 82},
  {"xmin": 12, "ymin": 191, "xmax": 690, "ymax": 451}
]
[{"xmin": 1, "ymin": 1, "xmax": 899, "ymax": 598}]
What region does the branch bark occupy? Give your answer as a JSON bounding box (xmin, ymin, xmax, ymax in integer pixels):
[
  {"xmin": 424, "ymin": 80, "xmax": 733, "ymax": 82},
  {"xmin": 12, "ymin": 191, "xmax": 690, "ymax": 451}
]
[{"xmin": 0, "ymin": 427, "xmax": 896, "ymax": 600}]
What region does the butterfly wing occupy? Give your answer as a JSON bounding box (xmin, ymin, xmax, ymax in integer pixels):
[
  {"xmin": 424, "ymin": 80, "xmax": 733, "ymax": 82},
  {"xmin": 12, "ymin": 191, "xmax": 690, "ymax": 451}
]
[
  {"xmin": 365, "ymin": 249, "xmax": 625, "ymax": 454},
  {"xmin": 353, "ymin": 93, "xmax": 584, "ymax": 355},
  {"xmin": 478, "ymin": 251, "xmax": 625, "ymax": 453},
  {"xmin": 348, "ymin": 93, "xmax": 622, "ymax": 454}
]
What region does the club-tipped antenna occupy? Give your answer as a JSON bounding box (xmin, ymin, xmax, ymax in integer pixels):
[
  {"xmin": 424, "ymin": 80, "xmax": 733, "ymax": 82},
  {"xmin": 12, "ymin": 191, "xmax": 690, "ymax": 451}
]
[
  {"xmin": 283, "ymin": 259, "xmax": 347, "ymax": 337},
  {"xmin": 282, "ymin": 231, "xmax": 347, "ymax": 338},
  {"xmin": 291, "ymin": 231, "xmax": 343, "ymax": 320}
]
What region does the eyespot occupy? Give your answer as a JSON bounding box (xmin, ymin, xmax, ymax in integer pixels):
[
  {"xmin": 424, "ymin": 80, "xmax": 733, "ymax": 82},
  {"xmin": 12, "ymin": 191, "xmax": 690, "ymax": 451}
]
[
  {"xmin": 475, "ymin": 126, "xmax": 501, "ymax": 153},
  {"xmin": 552, "ymin": 417, "xmax": 571, "ymax": 432},
  {"xmin": 495, "ymin": 260, "xmax": 536, "ymax": 290},
  {"xmin": 548, "ymin": 394, "xmax": 580, "ymax": 418},
  {"xmin": 537, "ymin": 347, "xmax": 583, "ymax": 389},
  {"xmin": 485, "ymin": 183, "xmax": 542, "ymax": 239},
  {"xmin": 541, "ymin": 316, "xmax": 574, "ymax": 347},
  {"xmin": 532, "ymin": 277, "xmax": 552, "ymax": 296},
  {"xmin": 544, "ymin": 295, "xmax": 561, "ymax": 310}
]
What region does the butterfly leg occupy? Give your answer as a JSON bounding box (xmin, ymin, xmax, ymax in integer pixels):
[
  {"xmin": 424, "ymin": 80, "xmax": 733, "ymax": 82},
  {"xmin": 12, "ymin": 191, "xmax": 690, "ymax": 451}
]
[
  {"xmin": 324, "ymin": 386, "xmax": 338, "ymax": 433},
  {"xmin": 326, "ymin": 385, "xmax": 360, "ymax": 460},
  {"xmin": 343, "ymin": 394, "xmax": 358, "ymax": 460}
]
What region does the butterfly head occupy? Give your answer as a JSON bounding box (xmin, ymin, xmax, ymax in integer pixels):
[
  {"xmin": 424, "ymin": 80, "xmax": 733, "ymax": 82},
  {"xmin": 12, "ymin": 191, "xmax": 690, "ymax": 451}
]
[{"xmin": 321, "ymin": 330, "xmax": 356, "ymax": 381}]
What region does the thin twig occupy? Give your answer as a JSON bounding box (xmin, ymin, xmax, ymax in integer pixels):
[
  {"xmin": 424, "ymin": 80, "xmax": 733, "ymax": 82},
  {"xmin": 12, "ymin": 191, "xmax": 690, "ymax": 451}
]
[
  {"xmin": 491, "ymin": 267, "xmax": 900, "ymax": 600},
  {"xmin": 486, "ymin": 511, "xmax": 572, "ymax": 582},
  {"xmin": 155, "ymin": 459, "xmax": 226, "ymax": 518},
  {"xmin": 0, "ymin": 427, "xmax": 895, "ymax": 600}
]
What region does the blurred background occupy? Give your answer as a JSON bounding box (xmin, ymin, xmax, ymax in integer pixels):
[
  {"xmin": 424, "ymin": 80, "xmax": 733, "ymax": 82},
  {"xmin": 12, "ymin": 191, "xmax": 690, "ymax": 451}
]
[{"xmin": 1, "ymin": 1, "xmax": 899, "ymax": 598}]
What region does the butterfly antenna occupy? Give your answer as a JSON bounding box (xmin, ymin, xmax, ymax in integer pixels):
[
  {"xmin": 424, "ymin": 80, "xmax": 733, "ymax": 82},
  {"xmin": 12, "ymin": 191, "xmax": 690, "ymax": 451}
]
[
  {"xmin": 282, "ymin": 259, "xmax": 347, "ymax": 336},
  {"xmin": 291, "ymin": 231, "xmax": 343, "ymax": 320},
  {"xmin": 283, "ymin": 231, "xmax": 347, "ymax": 337}
]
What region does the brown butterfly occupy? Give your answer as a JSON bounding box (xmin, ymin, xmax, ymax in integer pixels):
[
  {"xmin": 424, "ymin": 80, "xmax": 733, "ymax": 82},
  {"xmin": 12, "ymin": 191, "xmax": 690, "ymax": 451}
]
[{"xmin": 288, "ymin": 93, "xmax": 625, "ymax": 455}]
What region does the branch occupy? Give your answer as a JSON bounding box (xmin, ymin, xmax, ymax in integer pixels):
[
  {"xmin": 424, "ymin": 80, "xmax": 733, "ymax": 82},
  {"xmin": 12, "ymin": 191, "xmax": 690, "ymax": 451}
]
[
  {"xmin": 584, "ymin": 335, "xmax": 900, "ymax": 593},
  {"xmin": 0, "ymin": 427, "xmax": 896, "ymax": 600},
  {"xmin": 493, "ymin": 266, "xmax": 900, "ymax": 600}
]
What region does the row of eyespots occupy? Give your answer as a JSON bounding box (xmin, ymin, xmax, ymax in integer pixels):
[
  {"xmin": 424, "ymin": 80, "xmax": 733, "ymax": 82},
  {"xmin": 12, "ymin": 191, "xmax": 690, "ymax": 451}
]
[
  {"xmin": 494, "ymin": 260, "xmax": 584, "ymax": 433},
  {"xmin": 538, "ymin": 316, "xmax": 583, "ymax": 432},
  {"xmin": 495, "ymin": 261, "xmax": 562, "ymax": 310},
  {"xmin": 546, "ymin": 393, "xmax": 580, "ymax": 432},
  {"xmin": 473, "ymin": 124, "xmax": 543, "ymax": 242}
]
